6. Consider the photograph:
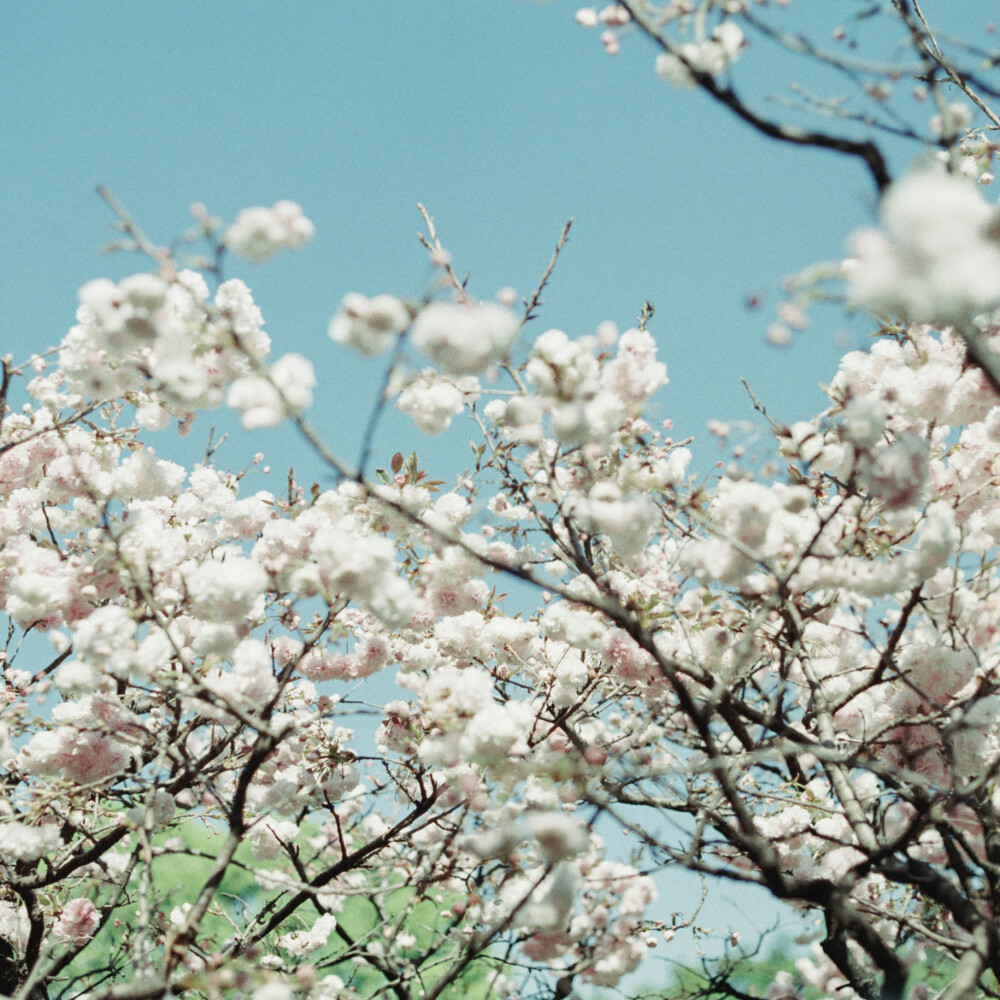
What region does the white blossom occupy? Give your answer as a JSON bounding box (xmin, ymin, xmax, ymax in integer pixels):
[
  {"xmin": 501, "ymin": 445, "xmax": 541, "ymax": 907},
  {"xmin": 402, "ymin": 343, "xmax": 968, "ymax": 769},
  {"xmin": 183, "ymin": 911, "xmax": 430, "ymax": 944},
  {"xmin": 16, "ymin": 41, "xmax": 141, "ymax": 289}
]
[
  {"xmin": 411, "ymin": 302, "xmax": 519, "ymax": 375},
  {"xmin": 397, "ymin": 371, "xmax": 479, "ymax": 434},
  {"xmin": 0, "ymin": 821, "xmax": 63, "ymax": 861},
  {"xmin": 848, "ymin": 171, "xmax": 1000, "ymax": 324},
  {"xmin": 329, "ymin": 292, "xmax": 410, "ymax": 356},
  {"xmin": 228, "ymin": 354, "xmax": 315, "ymax": 429},
  {"xmin": 225, "ymin": 201, "xmax": 315, "ymax": 262}
]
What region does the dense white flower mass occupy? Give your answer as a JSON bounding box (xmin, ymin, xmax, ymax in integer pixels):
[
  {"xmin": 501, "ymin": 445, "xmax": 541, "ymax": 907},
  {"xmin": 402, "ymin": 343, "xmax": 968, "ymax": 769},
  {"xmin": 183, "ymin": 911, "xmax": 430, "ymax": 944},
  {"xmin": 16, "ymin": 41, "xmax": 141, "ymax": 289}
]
[
  {"xmin": 572, "ymin": 483, "xmax": 660, "ymax": 555},
  {"xmin": 848, "ymin": 170, "xmax": 1000, "ymax": 324},
  {"xmin": 410, "ymin": 301, "xmax": 520, "ymax": 374},
  {"xmin": 396, "ymin": 370, "xmax": 480, "ymax": 434},
  {"xmin": 526, "ymin": 812, "xmax": 589, "ymax": 862},
  {"xmin": 0, "ymin": 820, "xmax": 63, "ymax": 862},
  {"xmin": 60, "ymin": 272, "xmax": 274, "ymax": 415},
  {"xmin": 227, "ymin": 353, "xmax": 316, "ymax": 428},
  {"xmin": 329, "ymin": 292, "xmax": 411, "ymax": 356},
  {"xmin": 15, "ymin": 62, "xmax": 1000, "ymax": 994},
  {"xmin": 857, "ymin": 434, "xmax": 930, "ymax": 510},
  {"xmin": 185, "ymin": 553, "xmax": 269, "ymax": 624},
  {"xmin": 601, "ymin": 327, "xmax": 668, "ymax": 406}
]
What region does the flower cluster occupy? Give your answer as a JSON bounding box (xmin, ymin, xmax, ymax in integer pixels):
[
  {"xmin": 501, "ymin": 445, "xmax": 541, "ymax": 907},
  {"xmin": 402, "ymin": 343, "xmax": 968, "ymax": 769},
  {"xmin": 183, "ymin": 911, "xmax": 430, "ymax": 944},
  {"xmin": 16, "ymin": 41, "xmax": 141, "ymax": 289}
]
[
  {"xmin": 12, "ymin": 126, "xmax": 1000, "ymax": 1000},
  {"xmin": 224, "ymin": 200, "xmax": 315, "ymax": 263},
  {"xmin": 655, "ymin": 21, "xmax": 744, "ymax": 85},
  {"xmin": 848, "ymin": 170, "xmax": 1000, "ymax": 325}
]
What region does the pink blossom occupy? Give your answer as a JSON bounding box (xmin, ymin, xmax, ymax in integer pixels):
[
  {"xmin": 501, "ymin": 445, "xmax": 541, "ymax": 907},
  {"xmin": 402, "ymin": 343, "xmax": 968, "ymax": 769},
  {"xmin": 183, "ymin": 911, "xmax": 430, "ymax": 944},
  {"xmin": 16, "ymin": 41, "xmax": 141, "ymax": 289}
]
[{"xmin": 53, "ymin": 898, "xmax": 99, "ymax": 944}]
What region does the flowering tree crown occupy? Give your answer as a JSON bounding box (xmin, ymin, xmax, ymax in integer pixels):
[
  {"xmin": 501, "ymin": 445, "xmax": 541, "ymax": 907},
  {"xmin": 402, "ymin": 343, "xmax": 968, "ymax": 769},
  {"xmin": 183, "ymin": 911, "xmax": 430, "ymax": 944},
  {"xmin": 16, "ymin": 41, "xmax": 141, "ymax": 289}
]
[{"xmin": 7, "ymin": 6, "xmax": 1000, "ymax": 1000}]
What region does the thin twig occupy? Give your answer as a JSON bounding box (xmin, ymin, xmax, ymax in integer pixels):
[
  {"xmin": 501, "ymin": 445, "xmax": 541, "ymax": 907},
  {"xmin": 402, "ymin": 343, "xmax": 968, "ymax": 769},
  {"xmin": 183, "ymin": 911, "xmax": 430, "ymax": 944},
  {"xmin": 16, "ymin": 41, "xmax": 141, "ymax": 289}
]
[
  {"xmin": 417, "ymin": 203, "xmax": 471, "ymax": 303},
  {"xmin": 521, "ymin": 219, "xmax": 573, "ymax": 326},
  {"xmin": 619, "ymin": 1, "xmax": 893, "ymax": 192}
]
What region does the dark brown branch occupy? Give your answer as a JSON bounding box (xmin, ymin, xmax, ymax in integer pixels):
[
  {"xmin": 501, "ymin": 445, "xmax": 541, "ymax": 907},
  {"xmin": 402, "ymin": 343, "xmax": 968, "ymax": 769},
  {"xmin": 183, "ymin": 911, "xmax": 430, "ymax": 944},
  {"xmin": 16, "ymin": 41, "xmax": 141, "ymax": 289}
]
[{"xmin": 618, "ymin": 1, "xmax": 893, "ymax": 193}]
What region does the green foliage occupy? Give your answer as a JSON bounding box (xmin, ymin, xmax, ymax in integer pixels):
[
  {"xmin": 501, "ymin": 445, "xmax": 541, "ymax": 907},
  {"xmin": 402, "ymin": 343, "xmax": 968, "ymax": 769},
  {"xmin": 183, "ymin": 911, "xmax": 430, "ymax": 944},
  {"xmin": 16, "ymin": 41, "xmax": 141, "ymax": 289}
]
[
  {"xmin": 654, "ymin": 942, "xmax": 804, "ymax": 1000},
  {"xmin": 649, "ymin": 939, "xmax": 988, "ymax": 1000},
  {"xmin": 318, "ymin": 884, "xmax": 501, "ymax": 998},
  {"xmin": 56, "ymin": 819, "xmax": 499, "ymax": 999},
  {"xmin": 56, "ymin": 821, "xmax": 260, "ymax": 993}
]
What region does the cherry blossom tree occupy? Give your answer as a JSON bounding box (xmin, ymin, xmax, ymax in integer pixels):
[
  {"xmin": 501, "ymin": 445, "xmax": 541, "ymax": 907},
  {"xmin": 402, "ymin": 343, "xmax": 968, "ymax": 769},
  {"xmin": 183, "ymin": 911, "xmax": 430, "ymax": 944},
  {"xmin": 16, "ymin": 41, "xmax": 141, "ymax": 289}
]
[{"xmin": 5, "ymin": 4, "xmax": 1000, "ymax": 1000}]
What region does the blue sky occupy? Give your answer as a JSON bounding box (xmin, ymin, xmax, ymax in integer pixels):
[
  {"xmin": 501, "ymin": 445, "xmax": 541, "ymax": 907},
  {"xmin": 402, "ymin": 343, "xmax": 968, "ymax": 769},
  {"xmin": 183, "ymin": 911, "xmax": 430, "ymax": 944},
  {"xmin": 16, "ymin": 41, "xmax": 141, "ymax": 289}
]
[
  {"xmin": 4, "ymin": 0, "xmax": 996, "ymax": 978},
  {"xmin": 2, "ymin": 2, "xmax": 903, "ymax": 484}
]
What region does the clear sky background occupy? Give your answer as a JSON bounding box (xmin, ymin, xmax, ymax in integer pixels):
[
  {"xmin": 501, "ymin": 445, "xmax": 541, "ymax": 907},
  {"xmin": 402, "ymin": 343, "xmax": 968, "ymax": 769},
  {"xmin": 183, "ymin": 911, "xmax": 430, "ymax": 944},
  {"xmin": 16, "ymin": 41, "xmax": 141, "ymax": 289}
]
[
  {"xmin": 3, "ymin": 0, "xmax": 997, "ymax": 983},
  {"xmin": 3, "ymin": 2, "xmax": 909, "ymax": 477}
]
